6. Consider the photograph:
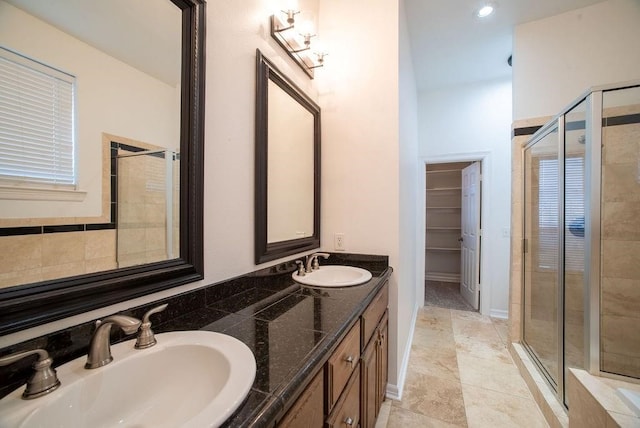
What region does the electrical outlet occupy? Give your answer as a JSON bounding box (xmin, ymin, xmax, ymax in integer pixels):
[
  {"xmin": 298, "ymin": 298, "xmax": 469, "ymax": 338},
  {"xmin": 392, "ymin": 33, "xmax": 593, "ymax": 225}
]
[{"xmin": 334, "ymin": 233, "xmax": 345, "ymax": 251}]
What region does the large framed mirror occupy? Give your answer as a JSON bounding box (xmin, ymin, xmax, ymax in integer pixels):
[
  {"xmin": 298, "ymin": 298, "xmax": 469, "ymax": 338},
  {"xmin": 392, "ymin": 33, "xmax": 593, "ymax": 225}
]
[
  {"xmin": 255, "ymin": 50, "xmax": 320, "ymax": 264},
  {"xmin": 0, "ymin": 0, "xmax": 205, "ymax": 335}
]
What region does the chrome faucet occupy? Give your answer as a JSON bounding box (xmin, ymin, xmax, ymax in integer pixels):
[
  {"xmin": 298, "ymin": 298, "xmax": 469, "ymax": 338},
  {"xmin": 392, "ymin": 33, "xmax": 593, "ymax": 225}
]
[
  {"xmin": 305, "ymin": 252, "xmax": 330, "ymax": 273},
  {"xmin": 85, "ymin": 315, "xmax": 141, "ymax": 369},
  {"xmin": 0, "ymin": 349, "xmax": 61, "ymax": 399}
]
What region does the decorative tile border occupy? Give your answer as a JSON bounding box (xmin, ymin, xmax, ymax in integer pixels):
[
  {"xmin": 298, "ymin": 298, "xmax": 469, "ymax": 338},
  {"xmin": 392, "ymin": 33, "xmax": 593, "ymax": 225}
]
[{"xmin": 513, "ymin": 113, "xmax": 640, "ymax": 138}]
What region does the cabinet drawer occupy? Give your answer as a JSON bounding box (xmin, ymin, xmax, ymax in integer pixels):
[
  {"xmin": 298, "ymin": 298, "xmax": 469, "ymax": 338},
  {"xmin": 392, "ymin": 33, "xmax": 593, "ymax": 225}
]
[
  {"xmin": 361, "ymin": 283, "xmax": 388, "ymax": 349},
  {"xmin": 327, "ymin": 319, "xmax": 360, "ymax": 412},
  {"xmin": 326, "ymin": 366, "xmax": 360, "ymax": 428}
]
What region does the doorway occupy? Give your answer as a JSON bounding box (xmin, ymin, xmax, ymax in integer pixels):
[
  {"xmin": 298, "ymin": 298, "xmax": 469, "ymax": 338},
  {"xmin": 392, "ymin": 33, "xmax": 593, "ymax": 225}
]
[{"xmin": 425, "ymin": 161, "xmax": 482, "ymax": 311}]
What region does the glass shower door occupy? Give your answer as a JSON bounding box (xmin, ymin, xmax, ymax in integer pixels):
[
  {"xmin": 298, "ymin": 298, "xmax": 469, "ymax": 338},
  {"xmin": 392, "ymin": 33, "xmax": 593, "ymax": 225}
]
[
  {"xmin": 116, "ymin": 149, "xmax": 179, "ymax": 268},
  {"xmin": 563, "ymin": 100, "xmax": 587, "ymax": 405},
  {"xmin": 523, "ymin": 126, "xmax": 560, "ymax": 388}
]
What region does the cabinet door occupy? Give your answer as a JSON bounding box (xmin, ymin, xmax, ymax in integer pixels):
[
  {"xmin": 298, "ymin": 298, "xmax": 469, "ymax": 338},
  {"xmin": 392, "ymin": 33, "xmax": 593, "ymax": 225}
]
[
  {"xmin": 376, "ymin": 310, "xmax": 389, "ymax": 410},
  {"xmin": 360, "ymin": 335, "xmax": 378, "ymax": 428},
  {"xmin": 278, "ymin": 370, "xmax": 324, "ymax": 428},
  {"xmin": 361, "ymin": 283, "xmax": 388, "ymax": 349}
]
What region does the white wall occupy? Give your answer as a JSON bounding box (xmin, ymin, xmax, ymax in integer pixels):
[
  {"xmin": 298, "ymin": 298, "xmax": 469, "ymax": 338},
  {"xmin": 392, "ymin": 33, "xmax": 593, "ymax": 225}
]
[
  {"xmin": 204, "ymin": 0, "xmax": 319, "ymax": 280},
  {"xmin": 0, "ymin": 1, "xmax": 179, "ymax": 219},
  {"xmin": 513, "ymin": 0, "xmax": 640, "ymax": 120},
  {"xmin": 397, "ymin": 0, "xmax": 421, "ymax": 397},
  {"xmin": 419, "ymin": 78, "xmax": 512, "ymax": 317},
  {"xmin": 317, "ymin": 0, "xmax": 408, "ymax": 392}
]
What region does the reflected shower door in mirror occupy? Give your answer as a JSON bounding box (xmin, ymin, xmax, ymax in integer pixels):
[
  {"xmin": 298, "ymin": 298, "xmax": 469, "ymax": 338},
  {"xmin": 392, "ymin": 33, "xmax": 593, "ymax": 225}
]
[
  {"xmin": 116, "ymin": 143, "xmax": 180, "ymax": 268},
  {"xmin": 255, "ymin": 50, "xmax": 320, "ymax": 264},
  {"xmin": 0, "ymin": 0, "xmax": 205, "ymax": 335}
]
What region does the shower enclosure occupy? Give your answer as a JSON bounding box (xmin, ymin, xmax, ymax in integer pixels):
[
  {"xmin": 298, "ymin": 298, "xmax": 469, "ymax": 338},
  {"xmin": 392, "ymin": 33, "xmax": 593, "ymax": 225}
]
[
  {"xmin": 522, "ymin": 81, "xmax": 640, "ymax": 405},
  {"xmin": 116, "ymin": 149, "xmax": 180, "ymax": 268}
]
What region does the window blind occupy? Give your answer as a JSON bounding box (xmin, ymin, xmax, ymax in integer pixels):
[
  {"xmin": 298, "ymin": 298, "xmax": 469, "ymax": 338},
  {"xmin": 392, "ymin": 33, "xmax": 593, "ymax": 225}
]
[
  {"xmin": 538, "ymin": 157, "xmax": 585, "ymax": 271},
  {"xmin": 0, "ymin": 47, "xmax": 76, "ymax": 187}
]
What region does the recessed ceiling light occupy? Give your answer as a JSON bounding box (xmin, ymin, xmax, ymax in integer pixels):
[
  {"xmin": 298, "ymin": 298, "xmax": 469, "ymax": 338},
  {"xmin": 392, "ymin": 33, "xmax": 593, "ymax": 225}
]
[{"xmin": 477, "ymin": 5, "xmax": 494, "ymax": 18}]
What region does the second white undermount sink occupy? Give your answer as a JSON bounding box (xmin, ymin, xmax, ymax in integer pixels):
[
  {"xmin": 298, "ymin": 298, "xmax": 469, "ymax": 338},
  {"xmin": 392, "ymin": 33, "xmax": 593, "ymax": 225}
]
[
  {"xmin": 292, "ymin": 265, "xmax": 372, "ymax": 287},
  {"xmin": 0, "ymin": 331, "xmax": 256, "ymax": 428}
]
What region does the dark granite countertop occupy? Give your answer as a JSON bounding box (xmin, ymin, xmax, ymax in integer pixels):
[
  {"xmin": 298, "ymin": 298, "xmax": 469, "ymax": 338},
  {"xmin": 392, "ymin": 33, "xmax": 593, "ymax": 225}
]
[
  {"xmin": 164, "ymin": 267, "xmax": 391, "ymax": 427},
  {"xmin": 0, "ymin": 253, "xmax": 391, "ymax": 428}
]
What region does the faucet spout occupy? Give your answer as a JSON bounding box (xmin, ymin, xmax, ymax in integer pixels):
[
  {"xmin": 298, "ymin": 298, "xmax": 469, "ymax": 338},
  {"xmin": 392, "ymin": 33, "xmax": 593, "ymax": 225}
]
[
  {"xmin": 85, "ymin": 315, "xmax": 141, "ymax": 369},
  {"xmin": 305, "ymin": 252, "xmax": 330, "ymax": 272}
]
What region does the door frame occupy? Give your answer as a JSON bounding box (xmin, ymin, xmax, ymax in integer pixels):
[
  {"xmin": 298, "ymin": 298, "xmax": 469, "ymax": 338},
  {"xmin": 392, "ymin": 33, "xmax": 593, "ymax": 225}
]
[{"xmin": 421, "ymin": 151, "xmax": 491, "ymax": 316}]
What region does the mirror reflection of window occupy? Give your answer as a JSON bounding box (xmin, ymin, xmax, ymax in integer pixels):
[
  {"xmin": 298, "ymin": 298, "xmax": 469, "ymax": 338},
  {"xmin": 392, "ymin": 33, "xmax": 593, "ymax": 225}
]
[
  {"xmin": 538, "ymin": 157, "xmax": 584, "ymax": 271},
  {"xmin": 0, "ymin": 47, "xmax": 76, "ymax": 189}
]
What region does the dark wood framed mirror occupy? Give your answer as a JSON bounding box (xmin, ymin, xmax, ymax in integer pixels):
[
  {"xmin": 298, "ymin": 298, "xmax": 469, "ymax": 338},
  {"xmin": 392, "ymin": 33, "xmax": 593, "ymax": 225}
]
[
  {"xmin": 0, "ymin": 0, "xmax": 205, "ymax": 335},
  {"xmin": 255, "ymin": 50, "xmax": 320, "ymax": 264}
]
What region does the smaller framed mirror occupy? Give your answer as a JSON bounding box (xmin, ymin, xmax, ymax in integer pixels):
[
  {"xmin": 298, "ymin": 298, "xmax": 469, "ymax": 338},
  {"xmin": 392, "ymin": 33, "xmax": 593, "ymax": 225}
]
[{"xmin": 255, "ymin": 50, "xmax": 320, "ymax": 264}]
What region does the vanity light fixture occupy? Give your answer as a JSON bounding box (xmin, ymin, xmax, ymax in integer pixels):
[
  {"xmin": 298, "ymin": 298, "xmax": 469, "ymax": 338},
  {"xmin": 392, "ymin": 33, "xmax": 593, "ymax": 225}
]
[{"xmin": 270, "ymin": 11, "xmax": 327, "ymax": 79}]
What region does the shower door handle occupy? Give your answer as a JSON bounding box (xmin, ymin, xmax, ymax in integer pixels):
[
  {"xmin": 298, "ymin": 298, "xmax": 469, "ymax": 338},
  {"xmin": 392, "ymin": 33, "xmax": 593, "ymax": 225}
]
[{"xmin": 458, "ymin": 237, "xmax": 463, "ymax": 242}]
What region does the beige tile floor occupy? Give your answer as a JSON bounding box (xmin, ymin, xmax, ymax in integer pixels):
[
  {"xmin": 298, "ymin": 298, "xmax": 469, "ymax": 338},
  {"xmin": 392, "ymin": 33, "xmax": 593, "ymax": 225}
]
[{"xmin": 376, "ymin": 307, "xmax": 549, "ymax": 428}]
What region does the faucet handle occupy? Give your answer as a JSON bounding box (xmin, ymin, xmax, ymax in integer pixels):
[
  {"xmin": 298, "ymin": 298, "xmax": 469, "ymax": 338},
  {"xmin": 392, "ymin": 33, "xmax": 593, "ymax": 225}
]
[
  {"xmin": 135, "ymin": 303, "xmax": 168, "ymax": 349},
  {"xmin": 311, "ymin": 252, "xmax": 330, "ymax": 270},
  {"xmin": 294, "ymin": 260, "xmax": 305, "ymax": 276},
  {"xmin": 0, "ymin": 349, "xmax": 61, "ymax": 399}
]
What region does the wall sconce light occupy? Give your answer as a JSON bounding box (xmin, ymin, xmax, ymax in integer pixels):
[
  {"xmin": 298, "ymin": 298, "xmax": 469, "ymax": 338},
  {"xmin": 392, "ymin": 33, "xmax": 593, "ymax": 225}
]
[
  {"xmin": 270, "ymin": 11, "xmax": 327, "ymax": 79},
  {"xmin": 273, "ymin": 9, "xmax": 298, "ymax": 32},
  {"xmin": 309, "ymin": 51, "xmax": 327, "ymax": 69}
]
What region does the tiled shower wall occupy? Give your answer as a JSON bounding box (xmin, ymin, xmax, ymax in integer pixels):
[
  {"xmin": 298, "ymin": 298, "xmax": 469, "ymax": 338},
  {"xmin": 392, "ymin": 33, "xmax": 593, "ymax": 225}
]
[
  {"xmin": 0, "ymin": 230, "xmax": 116, "ymax": 289},
  {"xmin": 0, "ymin": 135, "xmax": 177, "ymax": 289},
  {"xmin": 600, "ymin": 102, "xmax": 640, "ymax": 378}
]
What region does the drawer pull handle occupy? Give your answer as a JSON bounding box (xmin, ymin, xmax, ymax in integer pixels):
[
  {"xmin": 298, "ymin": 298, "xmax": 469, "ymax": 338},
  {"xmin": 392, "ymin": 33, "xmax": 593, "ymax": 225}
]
[
  {"xmin": 344, "ymin": 416, "xmax": 354, "ymax": 426},
  {"xmin": 345, "ymin": 355, "xmax": 354, "ymax": 367}
]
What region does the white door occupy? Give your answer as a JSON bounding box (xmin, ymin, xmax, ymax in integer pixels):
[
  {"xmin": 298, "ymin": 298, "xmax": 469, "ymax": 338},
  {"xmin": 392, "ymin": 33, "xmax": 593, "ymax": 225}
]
[{"xmin": 460, "ymin": 162, "xmax": 481, "ymax": 310}]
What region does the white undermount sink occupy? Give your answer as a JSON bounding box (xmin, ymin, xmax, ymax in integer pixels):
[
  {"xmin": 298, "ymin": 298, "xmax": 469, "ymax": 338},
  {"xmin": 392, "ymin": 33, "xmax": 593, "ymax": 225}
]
[
  {"xmin": 292, "ymin": 265, "xmax": 372, "ymax": 287},
  {"xmin": 0, "ymin": 331, "xmax": 256, "ymax": 428}
]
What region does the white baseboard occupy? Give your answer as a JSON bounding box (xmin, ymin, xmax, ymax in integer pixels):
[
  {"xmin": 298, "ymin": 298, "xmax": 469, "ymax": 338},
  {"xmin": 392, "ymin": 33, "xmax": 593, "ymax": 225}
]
[
  {"xmin": 489, "ymin": 309, "xmax": 508, "ymax": 319},
  {"xmin": 425, "ymin": 272, "xmax": 460, "ymax": 283},
  {"xmin": 385, "ymin": 301, "xmax": 420, "ymax": 401}
]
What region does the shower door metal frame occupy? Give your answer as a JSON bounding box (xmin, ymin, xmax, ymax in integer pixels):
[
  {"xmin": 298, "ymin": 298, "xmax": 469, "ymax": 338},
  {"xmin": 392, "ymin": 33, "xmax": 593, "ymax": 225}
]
[{"xmin": 584, "ymin": 90, "xmax": 602, "ymax": 375}]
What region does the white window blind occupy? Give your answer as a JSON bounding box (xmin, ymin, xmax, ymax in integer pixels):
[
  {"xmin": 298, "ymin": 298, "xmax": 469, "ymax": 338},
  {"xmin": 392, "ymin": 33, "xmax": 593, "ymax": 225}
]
[
  {"xmin": 0, "ymin": 47, "xmax": 76, "ymax": 188},
  {"xmin": 538, "ymin": 157, "xmax": 585, "ymax": 271}
]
